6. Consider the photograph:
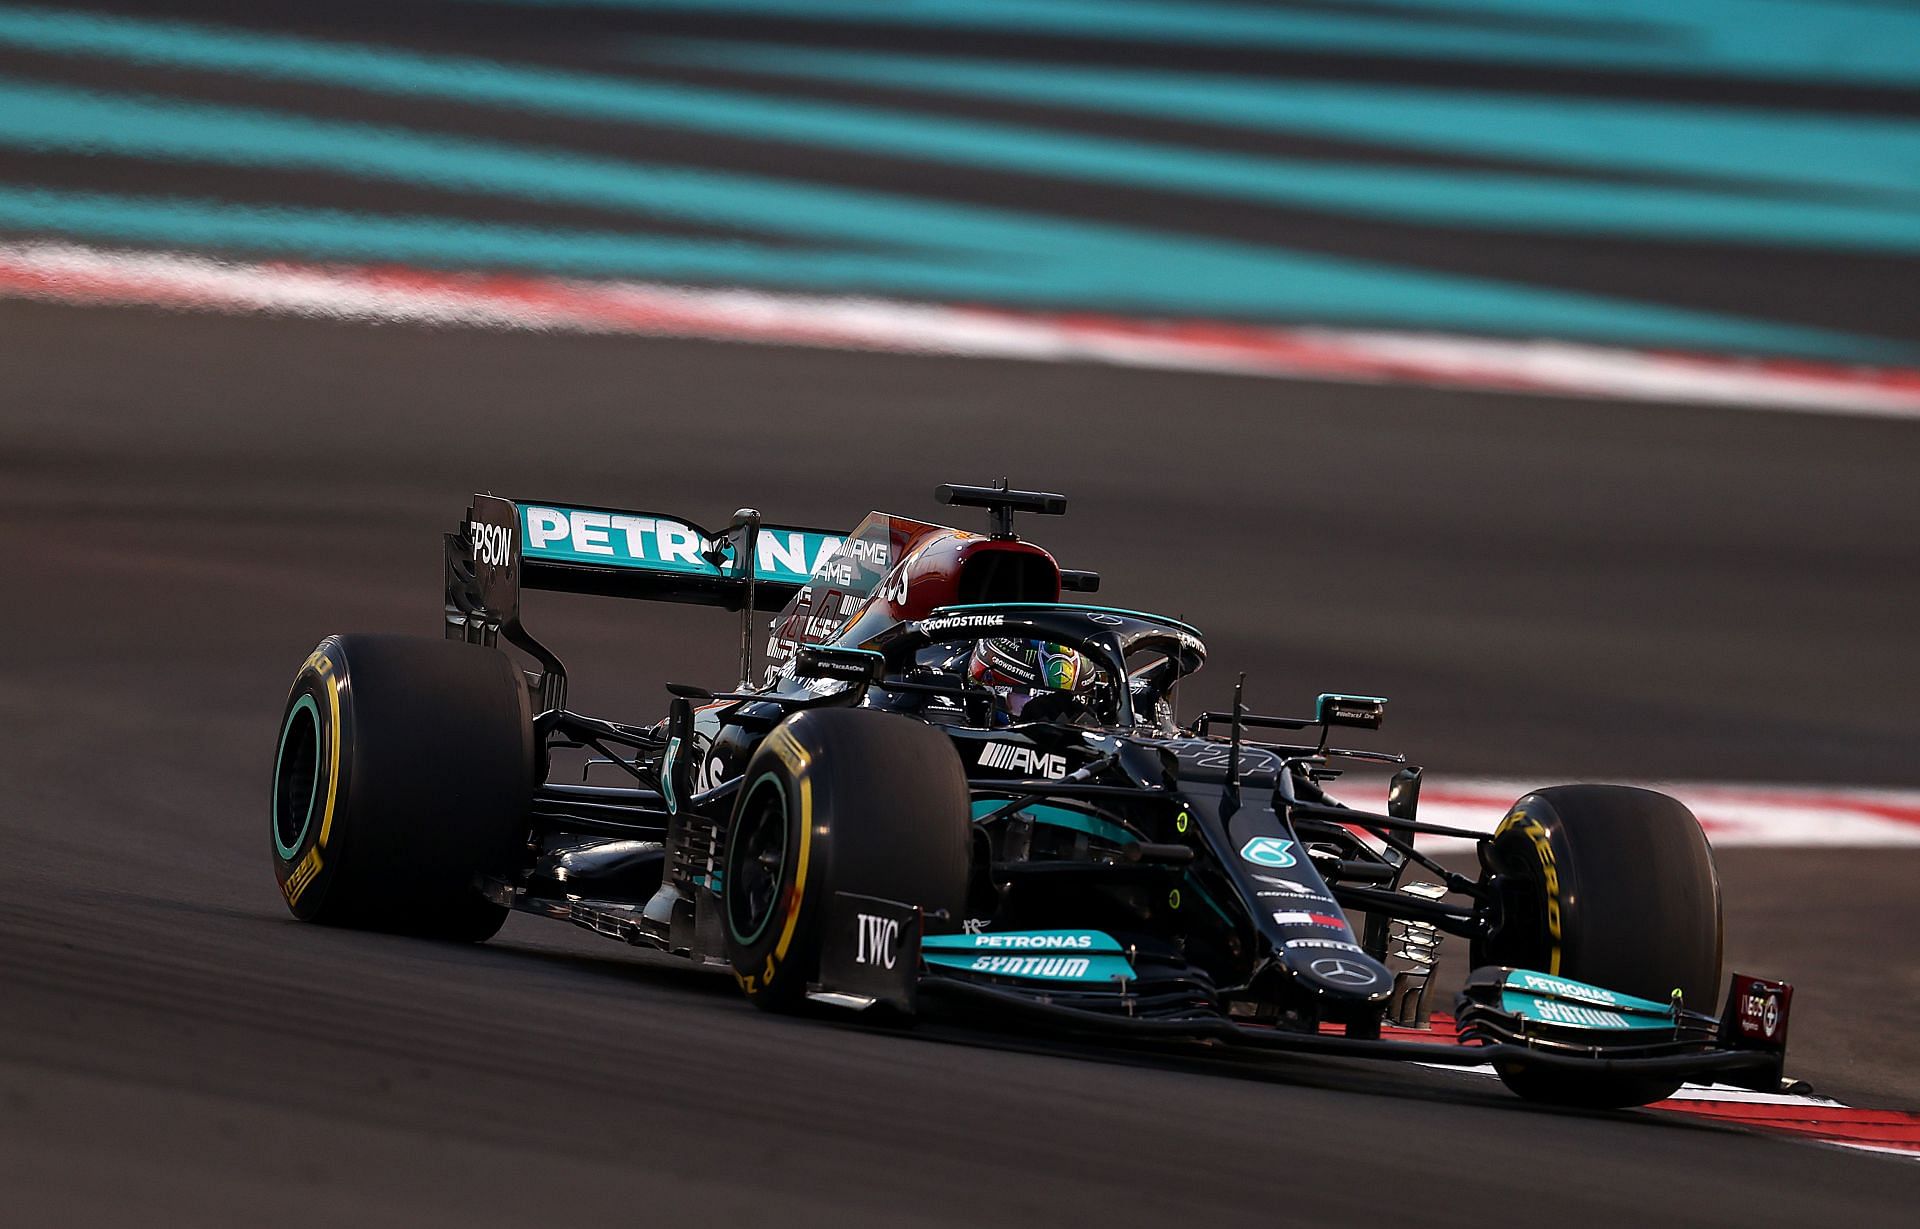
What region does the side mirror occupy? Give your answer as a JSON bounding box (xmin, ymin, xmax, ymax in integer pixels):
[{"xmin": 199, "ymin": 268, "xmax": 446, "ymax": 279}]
[
  {"xmin": 1316, "ymin": 693, "xmax": 1387, "ymax": 730},
  {"xmin": 793, "ymin": 645, "xmax": 885, "ymax": 686}
]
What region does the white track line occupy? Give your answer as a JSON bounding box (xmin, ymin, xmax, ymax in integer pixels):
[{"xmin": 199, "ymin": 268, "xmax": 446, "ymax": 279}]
[
  {"xmin": 1414, "ymin": 1062, "xmax": 1920, "ymax": 1160},
  {"xmin": 1661, "ymin": 1084, "xmax": 1843, "ymax": 1105},
  {"xmin": 3, "ymin": 239, "xmax": 1919, "ymax": 418}
]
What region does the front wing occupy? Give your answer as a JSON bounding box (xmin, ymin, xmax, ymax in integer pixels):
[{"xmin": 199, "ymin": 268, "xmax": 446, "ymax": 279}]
[{"xmin": 814, "ymin": 894, "xmax": 1792, "ymax": 1094}]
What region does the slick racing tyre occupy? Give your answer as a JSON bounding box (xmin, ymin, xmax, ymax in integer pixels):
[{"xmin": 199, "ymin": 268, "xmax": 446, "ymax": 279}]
[
  {"xmin": 1473, "ymin": 784, "xmax": 1723, "ymax": 1107},
  {"xmin": 720, "ymin": 708, "xmax": 971, "ymax": 1010},
  {"xmin": 270, "ymin": 634, "xmax": 534, "ymax": 942}
]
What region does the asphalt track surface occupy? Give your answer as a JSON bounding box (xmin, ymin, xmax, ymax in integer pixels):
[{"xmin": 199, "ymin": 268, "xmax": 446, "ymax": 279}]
[
  {"xmin": 4, "ymin": 298, "xmax": 1920, "ymax": 1225},
  {"xmin": 5, "ymin": 2, "xmax": 1920, "ymax": 1224}
]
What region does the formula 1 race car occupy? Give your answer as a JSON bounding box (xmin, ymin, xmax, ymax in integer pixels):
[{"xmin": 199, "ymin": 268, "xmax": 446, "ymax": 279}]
[{"xmin": 269, "ymin": 482, "xmax": 1794, "ymax": 1107}]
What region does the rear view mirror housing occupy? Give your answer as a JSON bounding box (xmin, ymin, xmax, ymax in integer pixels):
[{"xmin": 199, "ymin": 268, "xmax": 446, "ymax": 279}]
[
  {"xmin": 793, "ymin": 645, "xmax": 885, "ymax": 687},
  {"xmin": 1316, "ymin": 693, "xmax": 1387, "ymax": 730}
]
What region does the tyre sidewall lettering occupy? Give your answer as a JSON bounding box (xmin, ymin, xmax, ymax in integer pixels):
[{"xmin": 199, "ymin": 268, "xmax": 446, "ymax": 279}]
[
  {"xmin": 770, "ymin": 774, "xmax": 814, "ymax": 964},
  {"xmin": 1495, "ymin": 804, "xmax": 1565, "ymax": 976}
]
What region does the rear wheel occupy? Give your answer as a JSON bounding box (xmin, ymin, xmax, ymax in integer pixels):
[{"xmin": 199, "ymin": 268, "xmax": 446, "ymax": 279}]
[
  {"xmin": 1473, "ymin": 784, "xmax": 1723, "ymax": 1107},
  {"xmin": 269, "ymin": 634, "xmax": 533, "ymax": 941},
  {"xmin": 720, "ymin": 708, "xmax": 971, "ymax": 1009}
]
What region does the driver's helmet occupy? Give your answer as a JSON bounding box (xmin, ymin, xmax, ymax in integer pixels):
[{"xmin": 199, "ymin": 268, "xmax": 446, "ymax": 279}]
[{"xmin": 968, "ymin": 637, "xmax": 1091, "ymax": 723}]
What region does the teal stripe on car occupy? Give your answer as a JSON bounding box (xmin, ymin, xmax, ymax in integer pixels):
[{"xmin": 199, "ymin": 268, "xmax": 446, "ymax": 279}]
[
  {"xmin": 1503, "ymin": 969, "xmax": 1674, "ymax": 1017},
  {"xmin": 923, "ymin": 929, "xmax": 1125, "ymax": 954},
  {"xmin": 1500, "ymin": 969, "xmax": 1678, "ymax": 1030},
  {"xmin": 970, "ymin": 800, "xmax": 1137, "ymax": 847},
  {"xmin": 937, "ymin": 603, "xmax": 1201, "ymax": 636},
  {"xmin": 923, "ymin": 930, "xmax": 1136, "ymax": 982},
  {"xmin": 519, "ymin": 502, "xmax": 840, "ymax": 585},
  {"xmin": 923, "ymin": 951, "xmax": 1137, "ymax": 982}
]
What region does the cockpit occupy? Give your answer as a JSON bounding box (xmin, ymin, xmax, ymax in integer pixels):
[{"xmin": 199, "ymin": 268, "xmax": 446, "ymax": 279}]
[
  {"xmin": 751, "ymin": 483, "xmax": 1204, "ymax": 735},
  {"xmin": 827, "ymin": 603, "xmax": 1208, "ymax": 736}
]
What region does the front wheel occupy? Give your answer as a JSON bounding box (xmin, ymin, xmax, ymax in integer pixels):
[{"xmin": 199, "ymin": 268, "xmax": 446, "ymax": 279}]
[
  {"xmin": 1472, "ymin": 784, "xmax": 1723, "ymax": 1107},
  {"xmin": 269, "ymin": 634, "xmax": 533, "ymax": 941},
  {"xmin": 721, "ymin": 708, "xmax": 971, "ymax": 1009}
]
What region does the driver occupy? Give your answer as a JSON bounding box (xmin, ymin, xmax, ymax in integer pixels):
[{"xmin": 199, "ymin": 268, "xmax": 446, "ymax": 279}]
[{"xmin": 967, "ymin": 637, "xmax": 1094, "ymax": 726}]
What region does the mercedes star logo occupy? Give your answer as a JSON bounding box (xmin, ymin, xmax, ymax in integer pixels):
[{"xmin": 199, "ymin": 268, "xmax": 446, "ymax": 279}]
[{"xmin": 1311, "ymin": 957, "xmax": 1379, "ymax": 987}]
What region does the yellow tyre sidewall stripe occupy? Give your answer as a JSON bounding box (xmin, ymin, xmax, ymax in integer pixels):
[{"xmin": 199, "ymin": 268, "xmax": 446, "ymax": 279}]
[
  {"xmin": 771, "ymin": 774, "xmax": 812, "ymax": 964},
  {"xmin": 1496, "ymin": 804, "xmax": 1564, "ymax": 976},
  {"xmin": 281, "ymin": 643, "xmax": 346, "ymax": 910},
  {"xmin": 315, "ymin": 653, "xmax": 342, "ymax": 850}
]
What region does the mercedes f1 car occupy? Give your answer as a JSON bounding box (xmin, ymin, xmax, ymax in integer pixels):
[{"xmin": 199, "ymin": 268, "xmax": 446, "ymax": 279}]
[{"xmin": 269, "ymin": 482, "xmax": 1795, "ymax": 1107}]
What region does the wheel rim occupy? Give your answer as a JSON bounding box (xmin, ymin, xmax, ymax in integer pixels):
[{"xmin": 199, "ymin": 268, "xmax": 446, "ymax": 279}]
[
  {"xmin": 726, "ymin": 773, "xmax": 790, "ymax": 946},
  {"xmin": 273, "ymin": 694, "xmax": 321, "ymax": 861}
]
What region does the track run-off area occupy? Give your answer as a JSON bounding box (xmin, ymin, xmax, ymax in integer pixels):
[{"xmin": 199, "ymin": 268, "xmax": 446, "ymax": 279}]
[{"xmin": 3, "ymin": 2, "xmax": 1919, "ymax": 1224}]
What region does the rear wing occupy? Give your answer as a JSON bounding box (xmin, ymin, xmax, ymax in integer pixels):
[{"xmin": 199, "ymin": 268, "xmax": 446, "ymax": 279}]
[{"xmin": 446, "ymin": 494, "xmax": 845, "ymax": 708}]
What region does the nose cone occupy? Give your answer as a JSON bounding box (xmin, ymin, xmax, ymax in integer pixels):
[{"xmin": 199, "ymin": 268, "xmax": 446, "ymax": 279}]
[{"xmin": 1283, "ymin": 945, "xmax": 1395, "ymax": 1002}]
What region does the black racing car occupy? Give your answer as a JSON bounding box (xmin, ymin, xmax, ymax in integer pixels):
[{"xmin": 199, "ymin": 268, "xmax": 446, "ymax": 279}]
[{"xmin": 269, "ymin": 482, "xmax": 1794, "ymax": 1107}]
